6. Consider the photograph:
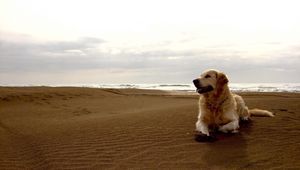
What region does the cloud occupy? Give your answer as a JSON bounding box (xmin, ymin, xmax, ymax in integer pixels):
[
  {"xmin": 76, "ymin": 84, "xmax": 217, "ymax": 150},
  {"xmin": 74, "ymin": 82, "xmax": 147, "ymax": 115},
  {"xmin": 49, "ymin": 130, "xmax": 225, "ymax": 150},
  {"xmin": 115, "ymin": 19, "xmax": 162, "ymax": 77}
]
[
  {"xmin": 0, "ymin": 36, "xmax": 106, "ymax": 72},
  {"xmin": 39, "ymin": 37, "xmax": 105, "ymax": 53},
  {"xmin": 0, "ymin": 33, "xmax": 300, "ymax": 84}
]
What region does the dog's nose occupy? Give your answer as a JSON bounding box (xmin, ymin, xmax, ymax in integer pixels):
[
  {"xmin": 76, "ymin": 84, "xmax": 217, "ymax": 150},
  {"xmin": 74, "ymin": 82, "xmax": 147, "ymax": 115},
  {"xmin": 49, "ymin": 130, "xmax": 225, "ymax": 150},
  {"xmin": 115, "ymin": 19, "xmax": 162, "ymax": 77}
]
[
  {"xmin": 193, "ymin": 79, "xmax": 201, "ymax": 89},
  {"xmin": 193, "ymin": 79, "xmax": 199, "ymax": 85}
]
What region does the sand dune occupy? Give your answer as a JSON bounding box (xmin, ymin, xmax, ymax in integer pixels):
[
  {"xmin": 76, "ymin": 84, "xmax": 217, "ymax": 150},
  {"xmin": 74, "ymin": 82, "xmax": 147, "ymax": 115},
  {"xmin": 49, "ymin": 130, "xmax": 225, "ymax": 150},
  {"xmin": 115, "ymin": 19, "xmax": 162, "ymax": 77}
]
[{"xmin": 0, "ymin": 87, "xmax": 299, "ymax": 169}]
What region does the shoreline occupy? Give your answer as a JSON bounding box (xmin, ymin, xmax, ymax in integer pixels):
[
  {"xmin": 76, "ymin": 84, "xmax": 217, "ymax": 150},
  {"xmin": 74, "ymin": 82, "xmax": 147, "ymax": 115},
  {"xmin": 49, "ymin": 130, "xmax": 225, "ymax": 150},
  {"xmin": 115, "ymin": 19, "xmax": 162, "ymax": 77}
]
[
  {"xmin": 1, "ymin": 85, "xmax": 299, "ymax": 94},
  {"xmin": 1, "ymin": 83, "xmax": 300, "ymax": 93}
]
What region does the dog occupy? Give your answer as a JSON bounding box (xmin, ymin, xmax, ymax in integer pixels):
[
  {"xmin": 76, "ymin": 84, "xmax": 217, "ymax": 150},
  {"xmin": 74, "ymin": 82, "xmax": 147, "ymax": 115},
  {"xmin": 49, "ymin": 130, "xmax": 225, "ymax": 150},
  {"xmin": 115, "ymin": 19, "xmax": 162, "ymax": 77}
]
[{"xmin": 193, "ymin": 69, "xmax": 274, "ymax": 136}]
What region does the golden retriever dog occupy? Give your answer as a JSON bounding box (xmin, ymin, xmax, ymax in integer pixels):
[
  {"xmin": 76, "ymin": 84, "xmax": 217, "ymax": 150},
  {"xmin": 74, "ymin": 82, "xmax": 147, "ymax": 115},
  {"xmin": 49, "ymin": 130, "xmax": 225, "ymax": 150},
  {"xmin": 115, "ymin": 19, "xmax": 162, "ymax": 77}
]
[{"xmin": 193, "ymin": 69, "xmax": 274, "ymax": 136}]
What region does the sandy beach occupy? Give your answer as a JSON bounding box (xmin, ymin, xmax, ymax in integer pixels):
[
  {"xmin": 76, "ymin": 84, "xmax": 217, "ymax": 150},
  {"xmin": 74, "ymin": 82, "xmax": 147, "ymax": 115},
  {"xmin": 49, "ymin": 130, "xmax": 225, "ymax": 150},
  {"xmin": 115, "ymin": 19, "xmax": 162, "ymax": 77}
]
[{"xmin": 0, "ymin": 87, "xmax": 299, "ymax": 169}]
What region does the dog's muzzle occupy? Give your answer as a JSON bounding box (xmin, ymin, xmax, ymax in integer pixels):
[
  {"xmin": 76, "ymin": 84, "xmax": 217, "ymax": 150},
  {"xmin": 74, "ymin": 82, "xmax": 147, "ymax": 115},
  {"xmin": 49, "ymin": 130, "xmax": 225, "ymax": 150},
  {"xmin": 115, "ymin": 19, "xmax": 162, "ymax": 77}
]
[{"xmin": 193, "ymin": 79, "xmax": 213, "ymax": 94}]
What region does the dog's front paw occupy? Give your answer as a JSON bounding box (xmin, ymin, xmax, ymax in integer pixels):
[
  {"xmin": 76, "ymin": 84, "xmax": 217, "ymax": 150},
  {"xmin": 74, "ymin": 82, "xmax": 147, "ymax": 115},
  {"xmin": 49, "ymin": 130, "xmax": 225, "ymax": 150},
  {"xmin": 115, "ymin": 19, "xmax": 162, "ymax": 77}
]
[
  {"xmin": 195, "ymin": 129, "xmax": 210, "ymax": 136},
  {"xmin": 219, "ymin": 126, "xmax": 239, "ymax": 134},
  {"xmin": 197, "ymin": 129, "xmax": 210, "ymax": 136},
  {"xmin": 194, "ymin": 132, "xmax": 216, "ymax": 142},
  {"xmin": 195, "ymin": 121, "xmax": 210, "ymax": 136},
  {"xmin": 218, "ymin": 120, "xmax": 239, "ymax": 134},
  {"xmin": 219, "ymin": 126, "xmax": 229, "ymax": 133}
]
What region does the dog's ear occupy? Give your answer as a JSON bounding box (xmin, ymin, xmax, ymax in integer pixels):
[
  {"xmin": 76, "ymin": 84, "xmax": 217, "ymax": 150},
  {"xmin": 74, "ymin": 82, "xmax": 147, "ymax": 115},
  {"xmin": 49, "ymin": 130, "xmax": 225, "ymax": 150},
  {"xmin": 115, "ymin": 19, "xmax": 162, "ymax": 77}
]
[{"xmin": 217, "ymin": 72, "xmax": 229, "ymax": 86}]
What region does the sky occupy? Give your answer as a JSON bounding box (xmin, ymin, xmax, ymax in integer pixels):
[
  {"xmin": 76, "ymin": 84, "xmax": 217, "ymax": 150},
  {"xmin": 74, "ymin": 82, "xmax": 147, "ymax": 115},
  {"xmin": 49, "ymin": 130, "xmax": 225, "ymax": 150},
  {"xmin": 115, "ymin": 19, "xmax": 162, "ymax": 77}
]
[{"xmin": 0, "ymin": 0, "xmax": 300, "ymax": 85}]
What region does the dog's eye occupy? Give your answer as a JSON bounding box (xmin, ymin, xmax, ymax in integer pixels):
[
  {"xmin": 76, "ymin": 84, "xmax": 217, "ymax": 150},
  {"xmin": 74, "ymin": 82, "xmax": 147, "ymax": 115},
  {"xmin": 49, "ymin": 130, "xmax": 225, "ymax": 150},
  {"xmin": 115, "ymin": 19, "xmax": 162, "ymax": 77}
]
[{"xmin": 205, "ymin": 75, "xmax": 211, "ymax": 78}]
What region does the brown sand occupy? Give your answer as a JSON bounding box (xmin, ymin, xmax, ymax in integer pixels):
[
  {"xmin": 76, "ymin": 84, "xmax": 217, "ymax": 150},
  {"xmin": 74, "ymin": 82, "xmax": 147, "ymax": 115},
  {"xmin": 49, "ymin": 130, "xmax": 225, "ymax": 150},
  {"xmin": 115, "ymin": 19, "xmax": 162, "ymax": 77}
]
[{"xmin": 0, "ymin": 87, "xmax": 299, "ymax": 169}]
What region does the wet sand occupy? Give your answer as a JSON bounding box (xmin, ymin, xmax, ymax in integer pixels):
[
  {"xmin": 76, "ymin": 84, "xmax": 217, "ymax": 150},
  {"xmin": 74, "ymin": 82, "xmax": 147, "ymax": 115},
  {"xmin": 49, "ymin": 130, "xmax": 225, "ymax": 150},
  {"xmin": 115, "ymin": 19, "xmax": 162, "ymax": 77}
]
[{"xmin": 0, "ymin": 87, "xmax": 299, "ymax": 169}]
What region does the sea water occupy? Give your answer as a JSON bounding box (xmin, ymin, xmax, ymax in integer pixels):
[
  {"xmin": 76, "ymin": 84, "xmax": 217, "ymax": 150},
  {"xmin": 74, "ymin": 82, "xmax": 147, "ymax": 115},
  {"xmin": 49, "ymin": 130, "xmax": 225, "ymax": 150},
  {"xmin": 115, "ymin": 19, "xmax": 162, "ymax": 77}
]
[
  {"xmin": 2, "ymin": 83, "xmax": 300, "ymax": 92},
  {"xmin": 66, "ymin": 83, "xmax": 300, "ymax": 93}
]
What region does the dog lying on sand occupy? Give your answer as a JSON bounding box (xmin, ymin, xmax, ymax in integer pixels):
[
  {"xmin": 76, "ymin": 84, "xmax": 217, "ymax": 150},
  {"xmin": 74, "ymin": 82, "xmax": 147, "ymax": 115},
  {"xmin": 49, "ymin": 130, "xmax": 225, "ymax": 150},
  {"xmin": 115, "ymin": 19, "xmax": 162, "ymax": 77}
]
[{"xmin": 193, "ymin": 69, "xmax": 274, "ymax": 136}]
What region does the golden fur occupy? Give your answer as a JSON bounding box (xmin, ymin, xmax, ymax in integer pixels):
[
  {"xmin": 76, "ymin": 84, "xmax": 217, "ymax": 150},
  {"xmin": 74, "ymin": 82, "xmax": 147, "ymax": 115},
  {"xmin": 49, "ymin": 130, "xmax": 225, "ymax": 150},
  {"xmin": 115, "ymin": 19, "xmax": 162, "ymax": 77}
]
[{"xmin": 194, "ymin": 69, "xmax": 274, "ymax": 136}]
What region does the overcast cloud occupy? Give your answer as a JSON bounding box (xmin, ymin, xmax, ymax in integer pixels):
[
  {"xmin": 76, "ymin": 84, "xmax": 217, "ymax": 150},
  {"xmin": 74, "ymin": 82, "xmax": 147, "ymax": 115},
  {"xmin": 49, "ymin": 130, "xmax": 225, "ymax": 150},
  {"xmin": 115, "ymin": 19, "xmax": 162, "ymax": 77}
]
[
  {"xmin": 0, "ymin": 33, "xmax": 300, "ymax": 84},
  {"xmin": 1, "ymin": 0, "xmax": 300, "ymax": 84}
]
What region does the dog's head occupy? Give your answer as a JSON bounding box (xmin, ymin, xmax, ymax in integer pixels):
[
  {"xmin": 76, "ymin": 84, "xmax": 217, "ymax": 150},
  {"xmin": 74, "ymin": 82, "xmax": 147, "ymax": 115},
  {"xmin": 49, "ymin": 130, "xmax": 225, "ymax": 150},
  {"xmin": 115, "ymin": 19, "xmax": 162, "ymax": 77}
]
[{"xmin": 193, "ymin": 69, "xmax": 228, "ymax": 94}]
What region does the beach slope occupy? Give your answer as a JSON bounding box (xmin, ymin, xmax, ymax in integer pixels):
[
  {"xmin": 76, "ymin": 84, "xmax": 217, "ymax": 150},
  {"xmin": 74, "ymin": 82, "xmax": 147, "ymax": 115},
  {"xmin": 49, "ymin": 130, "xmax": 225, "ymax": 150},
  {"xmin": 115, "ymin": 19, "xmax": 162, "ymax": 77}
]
[{"xmin": 0, "ymin": 87, "xmax": 299, "ymax": 169}]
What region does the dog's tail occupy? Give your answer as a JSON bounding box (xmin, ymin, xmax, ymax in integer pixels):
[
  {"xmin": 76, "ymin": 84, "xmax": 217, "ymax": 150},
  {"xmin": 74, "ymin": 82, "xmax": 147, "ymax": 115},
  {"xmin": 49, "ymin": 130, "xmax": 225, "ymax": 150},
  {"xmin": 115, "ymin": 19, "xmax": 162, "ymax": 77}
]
[{"xmin": 249, "ymin": 108, "xmax": 274, "ymax": 117}]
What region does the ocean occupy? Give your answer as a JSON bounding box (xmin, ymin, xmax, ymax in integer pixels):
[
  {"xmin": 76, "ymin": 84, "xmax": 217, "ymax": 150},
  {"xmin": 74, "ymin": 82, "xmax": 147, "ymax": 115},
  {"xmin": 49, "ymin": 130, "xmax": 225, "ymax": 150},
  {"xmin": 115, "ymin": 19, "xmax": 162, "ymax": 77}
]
[
  {"xmin": 50, "ymin": 83, "xmax": 300, "ymax": 93},
  {"xmin": 2, "ymin": 83, "xmax": 300, "ymax": 93}
]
